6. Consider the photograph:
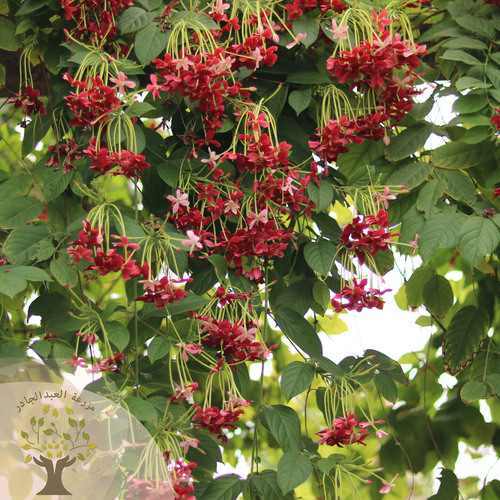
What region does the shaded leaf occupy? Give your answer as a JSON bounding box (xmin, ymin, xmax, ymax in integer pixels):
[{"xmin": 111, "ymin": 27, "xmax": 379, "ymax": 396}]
[
  {"xmin": 280, "ymin": 361, "xmax": 315, "ymax": 401},
  {"xmin": 277, "ymin": 453, "xmax": 312, "ymax": 494}
]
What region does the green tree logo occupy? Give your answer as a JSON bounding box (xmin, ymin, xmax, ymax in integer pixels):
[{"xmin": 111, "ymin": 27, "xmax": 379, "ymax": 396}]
[{"xmin": 20, "ymin": 405, "xmax": 97, "ymax": 495}]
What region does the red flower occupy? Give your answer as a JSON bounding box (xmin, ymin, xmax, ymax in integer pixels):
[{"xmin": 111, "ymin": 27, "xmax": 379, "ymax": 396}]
[
  {"xmin": 8, "ymin": 86, "xmax": 46, "ymax": 117},
  {"xmin": 316, "ymin": 413, "xmax": 370, "ymax": 447}
]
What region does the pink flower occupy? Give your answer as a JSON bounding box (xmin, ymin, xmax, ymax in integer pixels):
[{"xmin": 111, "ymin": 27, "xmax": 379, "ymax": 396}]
[
  {"xmin": 166, "ymin": 189, "xmax": 190, "ymax": 213},
  {"xmin": 409, "ymin": 233, "xmax": 419, "ymax": 255},
  {"xmin": 209, "ymin": 0, "xmax": 230, "ymax": 15},
  {"xmin": 286, "ymin": 32, "xmax": 307, "ymax": 49},
  {"xmin": 379, "ymin": 474, "xmax": 398, "ymax": 494},
  {"xmin": 372, "ymin": 187, "xmax": 397, "ymax": 209},
  {"xmin": 371, "ymin": 8, "xmax": 392, "ymax": 31},
  {"xmin": 61, "ymin": 354, "xmax": 87, "ymax": 368},
  {"xmin": 181, "ymin": 230, "xmax": 203, "ymax": 253},
  {"xmin": 376, "ymin": 429, "xmax": 389, "ymax": 439},
  {"xmin": 147, "ymin": 74, "xmax": 161, "ymax": 100},
  {"xmin": 109, "ymin": 72, "xmax": 136, "ymax": 93},
  {"xmin": 179, "ymin": 436, "xmax": 200, "ymax": 451},
  {"xmin": 200, "ymin": 148, "xmax": 221, "ymax": 168},
  {"xmin": 326, "ymin": 19, "xmax": 349, "ymax": 40}
]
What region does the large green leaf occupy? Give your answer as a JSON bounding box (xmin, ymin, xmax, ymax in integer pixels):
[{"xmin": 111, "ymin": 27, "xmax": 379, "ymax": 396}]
[
  {"xmin": 263, "ymin": 405, "xmax": 302, "ymax": 453},
  {"xmin": 148, "ymin": 336, "xmax": 172, "ymax": 364},
  {"xmin": 250, "ymin": 470, "xmax": 294, "ymax": 500},
  {"xmin": 440, "ymin": 49, "xmax": 482, "ymax": 66},
  {"xmin": 374, "ymin": 371, "xmax": 398, "ymax": 403},
  {"xmin": 0, "ymin": 175, "xmax": 32, "ymax": 201},
  {"xmin": 422, "ymin": 275, "xmax": 454, "ymax": 318},
  {"xmin": 3, "ymin": 225, "xmax": 50, "ymax": 265},
  {"xmin": 118, "ymin": 7, "xmax": 153, "ymax": 33},
  {"xmin": 418, "ymin": 212, "xmax": 465, "ymax": 261},
  {"xmin": 200, "ymin": 474, "xmax": 245, "ymax": 500},
  {"xmin": 386, "ymin": 161, "xmax": 433, "ymax": 190},
  {"xmin": 134, "ymin": 24, "xmax": 170, "ymax": 65},
  {"xmin": 288, "ymin": 88, "xmax": 312, "ymax": 116},
  {"xmin": 303, "ymin": 239, "xmax": 336, "ymax": 276},
  {"xmin": 123, "ymin": 396, "xmax": 157, "ymax": 422},
  {"xmin": 277, "ymin": 453, "xmax": 312, "ymax": 494},
  {"xmin": 0, "ymin": 197, "xmax": 43, "ymax": 228},
  {"xmin": 104, "ymin": 321, "xmax": 130, "ymax": 351},
  {"xmin": 274, "ymin": 308, "xmax": 323, "ymax": 359},
  {"xmin": 385, "ymin": 123, "xmax": 432, "ymax": 161},
  {"xmin": 455, "ymin": 15, "xmax": 495, "ymax": 39},
  {"xmin": 292, "ymin": 18, "xmax": 319, "ymax": 48},
  {"xmin": 0, "ymin": 18, "xmax": 21, "ymax": 51},
  {"xmin": 0, "ymin": 265, "xmax": 51, "ymax": 298},
  {"xmin": 442, "ymin": 306, "xmax": 489, "ymax": 376},
  {"xmin": 428, "ymin": 469, "xmax": 459, "ymax": 500},
  {"xmin": 50, "ymin": 259, "xmax": 77, "ymax": 288},
  {"xmin": 432, "ymin": 141, "xmax": 494, "ymax": 169},
  {"xmin": 405, "ymin": 266, "xmax": 435, "ymax": 308},
  {"xmin": 307, "ymin": 181, "xmax": 334, "ymax": 212},
  {"xmin": 457, "ymin": 217, "xmax": 500, "ymax": 267},
  {"xmin": 435, "ymin": 168, "xmax": 477, "ymax": 203},
  {"xmin": 416, "ymin": 179, "xmax": 447, "ymax": 217},
  {"xmin": 280, "ymin": 361, "xmax": 315, "ymax": 402}
]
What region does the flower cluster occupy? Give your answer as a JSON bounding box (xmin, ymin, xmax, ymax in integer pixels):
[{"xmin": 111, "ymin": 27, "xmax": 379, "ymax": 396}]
[
  {"xmin": 46, "ymin": 139, "xmax": 82, "ymax": 173},
  {"xmin": 191, "ymin": 404, "xmax": 245, "ymax": 443},
  {"xmin": 316, "ymin": 412, "xmax": 372, "ymax": 447},
  {"xmin": 83, "ymin": 140, "xmax": 150, "ymax": 179},
  {"xmin": 136, "ymin": 277, "xmax": 188, "ymax": 309},
  {"xmin": 339, "ymin": 208, "xmax": 400, "ymax": 265},
  {"xmin": 8, "ymin": 85, "xmax": 46, "ymax": 126},
  {"xmin": 67, "ymin": 221, "xmax": 146, "ymax": 281},
  {"xmin": 330, "ymin": 278, "xmax": 390, "ymax": 312},
  {"xmin": 150, "ymin": 48, "xmax": 253, "ymax": 146},
  {"xmin": 191, "ymin": 313, "xmax": 275, "ymax": 368},
  {"xmin": 284, "ymin": 0, "xmax": 346, "ymax": 21},
  {"xmin": 62, "ymin": 0, "xmax": 132, "ymax": 43}
]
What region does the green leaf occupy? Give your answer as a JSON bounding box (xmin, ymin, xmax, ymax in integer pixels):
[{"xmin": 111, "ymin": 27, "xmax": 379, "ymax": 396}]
[
  {"xmin": 274, "ymin": 309, "xmax": 323, "ymax": 359},
  {"xmin": 455, "ymin": 15, "xmax": 495, "ymax": 39},
  {"xmin": 124, "ymin": 397, "xmax": 157, "ymax": 422},
  {"xmin": 386, "ymin": 162, "xmax": 433, "ymax": 190},
  {"xmin": 285, "ymin": 72, "xmax": 330, "ymax": 84},
  {"xmin": 0, "ymin": 175, "xmax": 32, "ymax": 201},
  {"xmin": 435, "ymin": 168, "xmax": 477, "ymax": 203},
  {"xmin": 422, "ymin": 275, "xmax": 454, "ymax": 318},
  {"xmin": 148, "ymin": 337, "xmax": 171, "ymax": 364},
  {"xmin": 307, "ymin": 181, "xmax": 334, "ymax": 212},
  {"xmin": 367, "ymin": 249, "xmax": 394, "ymax": 276},
  {"xmin": 0, "ymin": 197, "xmax": 44, "ymax": 228},
  {"xmin": 288, "ymin": 88, "xmax": 312, "ymax": 116},
  {"xmin": 118, "ymin": 7, "xmax": 153, "ymax": 33},
  {"xmin": 292, "ymin": 18, "xmax": 319, "ymax": 48},
  {"xmin": 432, "ymin": 141, "xmax": 494, "ymax": 169},
  {"xmin": 134, "ymin": 24, "xmax": 169, "ymax": 65},
  {"xmin": 443, "ymin": 37, "xmax": 488, "ymax": 51},
  {"xmin": 280, "ymin": 361, "xmax": 315, "ymax": 401},
  {"xmin": 0, "ymin": 18, "xmax": 21, "ymax": 51},
  {"xmin": 311, "ymin": 213, "xmax": 341, "ymax": 241},
  {"xmin": 277, "ymin": 453, "xmax": 312, "ymax": 494},
  {"xmin": 200, "ymin": 474, "xmax": 245, "ymax": 500},
  {"xmin": 313, "ymin": 281, "xmax": 330, "ymax": 310},
  {"xmin": 460, "ymin": 126, "xmax": 491, "ymax": 144},
  {"xmin": 104, "ymin": 321, "xmax": 130, "ymax": 351},
  {"xmin": 405, "ymin": 266, "xmax": 435, "ymax": 308},
  {"xmin": 458, "ymin": 216, "xmax": 500, "ymax": 267},
  {"xmin": 22, "ymin": 113, "xmax": 51, "ymax": 157},
  {"xmin": 374, "ymin": 371, "xmax": 398, "ymax": 403},
  {"xmin": 460, "ymin": 381, "xmax": 488, "ymax": 402},
  {"xmin": 3, "ymin": 225, "xmax": 50, "ymax": 265},
  {"xmin": 263, "ymin": 405, "xmax": 302, "ymax": 453},
  {"xmin": 125, "ymin": 101, "xmax": 156, "ymax": 118},
  {"xmin": 416, "ymin": 178, "xmax": 447, "ymax": 217},
  {"xmin": 453, "ymin": 94, "xmax": 488, "ymax": 114},
  {"xmin": 50, "ymin": 260, "xmax": 77, "ymax": 288},
  {"xmin": 275, "ymin": 279, "xmax": 314, "ymax": 316},
  {"xmin": 43, "ymin": 170, "xmax": 72, "ymax": 201},
  {"xmin": 250, "ymin": 470, "xmax": 294, "ymax": 500},
  {"xmin": 428, "ymin": 469, "xmax": 459, "ymax": 500},
  {"xmin": 485, "ymin": 374, "xmax": 500, "ymax": 396},
  {"xmin": 419, "ymin": 212, "xmax": 465, "ymax": 261},
  {"xmin": 303, "ymin": 239, "xmax": 336, "ymax": 276},
  {"xmin": 385, "ymin": 124, "xmax": 433, "ymax": 161},
  {"xmin": 441, "ymin": 49, "xmax": 482, "ymax": 66},
  {"xmin": 443, "ymin": 306, "xmax": 489, "ymax": 376},
  {"xmin": 456, "ymin": 77, "xmax": 491, "ymax": 91}
]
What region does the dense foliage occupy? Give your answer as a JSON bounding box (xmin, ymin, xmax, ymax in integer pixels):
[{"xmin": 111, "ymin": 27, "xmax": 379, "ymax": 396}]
[{"xmin": 0, "ymin": 0, "xmax": 499, "ymax": 498}]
